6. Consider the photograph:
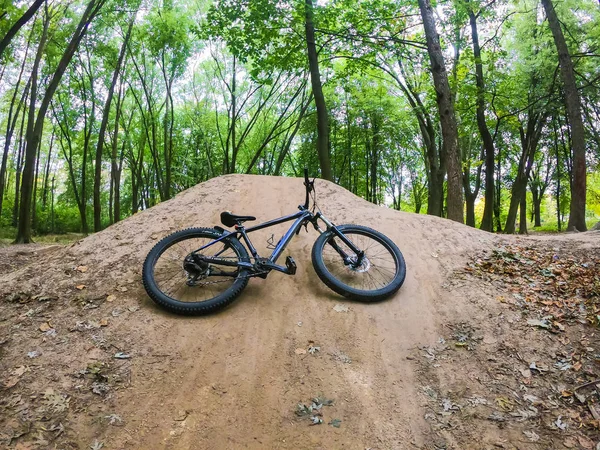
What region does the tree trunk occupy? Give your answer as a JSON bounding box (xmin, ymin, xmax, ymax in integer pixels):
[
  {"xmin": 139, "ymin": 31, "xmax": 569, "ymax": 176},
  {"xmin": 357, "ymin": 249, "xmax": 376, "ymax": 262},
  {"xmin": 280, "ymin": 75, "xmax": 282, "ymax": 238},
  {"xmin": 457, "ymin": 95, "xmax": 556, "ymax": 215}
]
[
  {"xmin": 42, "ymin": 130, "xmax": 54, "ymax": 209},
  {"xmin": 16, "ymin": 0, "xmax": 106, "ymax": 243},
  {"xmin": 0, "ymin": 72, "xmax": 31, "ymax": 221},
  {"xmin": 468, "ymin": 6, "xmax": 495, "ymax": 231},
  {"xmin": 110, "ymin": 87, "xmax": 126, "ymax": 224},
  {"xmin": 305, "ymin": 0, "xmax": 332, "ymax": 181},
  {"xmin": 31, "ymin": 139, "xmax": 42, "ymax": 231},
  {"xmin": 15, "ymin": 7, "xmax": 49, "ymax": 242},
  {"xmin": 519, "ymin": 193, "xmax": 528, "ymax": 234},
  {"xmin": 418, "ymin": 0, "xmax": 463, "ymax": 223},
  {"xmin": 504, "ymin": 114, "xmax": 546, "ymax": 233},
  {"xmin": 12, "ymin": 98, "xmax": 28, "ymax": 227},
  {"xmin": 93, "ymin": 14, "xmax": 133, "ymax": 231},
  {"xmin": 531, "ymin": 185, "xmax": 542, "ymax": 227},
  {"xmin": 553, "ymin": 119, "xmax": 562, "ymax": 231},
  {"xmin": 396, "ymin": 61, "xmax": 444, "ymax": 217},
  {"xmin": 541, "ymin": 0, "xmax": 587, "ymax": 231}
]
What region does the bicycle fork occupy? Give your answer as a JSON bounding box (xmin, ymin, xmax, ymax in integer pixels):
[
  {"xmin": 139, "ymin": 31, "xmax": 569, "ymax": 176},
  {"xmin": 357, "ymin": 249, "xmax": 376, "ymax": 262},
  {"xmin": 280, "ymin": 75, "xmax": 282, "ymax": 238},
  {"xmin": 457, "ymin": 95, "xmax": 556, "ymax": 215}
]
[{"xmin": 310, "ymin": 213, "xmax": 365, "ymax": 267}]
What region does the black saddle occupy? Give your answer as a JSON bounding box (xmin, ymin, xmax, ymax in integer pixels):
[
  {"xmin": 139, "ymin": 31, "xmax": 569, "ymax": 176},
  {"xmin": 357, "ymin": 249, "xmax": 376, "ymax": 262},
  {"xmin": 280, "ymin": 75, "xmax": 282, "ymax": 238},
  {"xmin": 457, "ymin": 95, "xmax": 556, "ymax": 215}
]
[{"xmin": 220, "ymin": 211, "xmax": 256, "ymax": 227}]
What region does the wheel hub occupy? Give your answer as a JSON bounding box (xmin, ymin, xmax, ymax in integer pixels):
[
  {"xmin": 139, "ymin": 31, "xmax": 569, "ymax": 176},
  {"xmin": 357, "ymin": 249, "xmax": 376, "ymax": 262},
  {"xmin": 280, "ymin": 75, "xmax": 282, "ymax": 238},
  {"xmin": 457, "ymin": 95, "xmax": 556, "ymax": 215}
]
[
  {"xmin": 183, "ymin": 254, "xmax": 209, "ymax": 284},
  {"xmin": 348, "ymin": 255, "xmax": 371, "ymax": 273}
]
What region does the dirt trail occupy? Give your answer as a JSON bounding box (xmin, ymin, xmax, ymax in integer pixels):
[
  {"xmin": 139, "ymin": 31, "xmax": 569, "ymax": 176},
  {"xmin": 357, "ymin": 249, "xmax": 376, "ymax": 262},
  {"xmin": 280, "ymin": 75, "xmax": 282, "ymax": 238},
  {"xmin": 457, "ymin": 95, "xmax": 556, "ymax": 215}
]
[{"xmin": 0, "ymin": 175, "xmax": 598, "ymax": 450}]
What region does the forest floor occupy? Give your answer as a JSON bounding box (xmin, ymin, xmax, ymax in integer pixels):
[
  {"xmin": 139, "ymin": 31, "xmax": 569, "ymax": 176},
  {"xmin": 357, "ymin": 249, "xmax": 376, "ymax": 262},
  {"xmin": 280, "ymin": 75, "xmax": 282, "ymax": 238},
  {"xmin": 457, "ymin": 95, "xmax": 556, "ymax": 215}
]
[{"xmin": 0, "ymin": 174, "xmax": 599, "ymax": 450}]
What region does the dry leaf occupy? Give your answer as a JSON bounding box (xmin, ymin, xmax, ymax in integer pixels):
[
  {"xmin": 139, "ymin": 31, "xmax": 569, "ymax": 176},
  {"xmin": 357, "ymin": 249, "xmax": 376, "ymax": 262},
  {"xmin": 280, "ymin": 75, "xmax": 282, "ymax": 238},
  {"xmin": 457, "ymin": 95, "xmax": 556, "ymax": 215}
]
[
  {"xmin": 578, "ymin": 436, "xmax": 594, "ymax": 449},
  {"xmin": 100, "ymin": 319, "xmax": 108, "ymax": 327},
  {"xmin": 106, "ymin": 295, "xmax": 116, "ymax": 302},
  {"xmin": 39, "ymin": 322, "xmax": 53, "ymax": 332},
  {"xmin": 76, "ymin": 285, "xmax": 86, "ymax": 290},
  {"xmin": 3, "ymin": 366, "xmax": 29, "ymax": 388},
  {"xmin": 75, "ymin": 265, "xmax": 88, "ymax": 273},
  {"xmin": 495, "ymin": 396, "xmax": 514, "ymax": 412}
]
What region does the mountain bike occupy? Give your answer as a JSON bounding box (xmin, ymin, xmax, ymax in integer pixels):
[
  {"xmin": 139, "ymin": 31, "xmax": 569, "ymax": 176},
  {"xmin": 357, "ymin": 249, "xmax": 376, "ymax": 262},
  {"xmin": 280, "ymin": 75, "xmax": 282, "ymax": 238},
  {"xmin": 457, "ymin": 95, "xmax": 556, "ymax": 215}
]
[{"xmin": 142, "ymin": 169, "xmax": 406, "ymax": 315}]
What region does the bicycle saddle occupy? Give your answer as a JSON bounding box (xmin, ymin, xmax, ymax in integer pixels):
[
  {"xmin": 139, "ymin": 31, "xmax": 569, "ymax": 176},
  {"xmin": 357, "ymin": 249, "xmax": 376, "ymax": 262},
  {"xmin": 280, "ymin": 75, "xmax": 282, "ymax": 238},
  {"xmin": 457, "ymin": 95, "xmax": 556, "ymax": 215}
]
[{"xmin": 220, "ymin": 211, "xmax": 256, "ymax": 227}]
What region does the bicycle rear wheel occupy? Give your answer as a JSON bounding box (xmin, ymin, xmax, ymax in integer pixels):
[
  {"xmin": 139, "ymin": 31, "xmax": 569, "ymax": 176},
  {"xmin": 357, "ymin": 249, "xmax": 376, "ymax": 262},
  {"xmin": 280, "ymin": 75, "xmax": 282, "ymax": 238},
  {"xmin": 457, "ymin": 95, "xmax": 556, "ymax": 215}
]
[
  {"xmin": 142, "ymin": 227, "xmax": 250, "ymax": 315},
  {"xmin": 311, "ymin": 225, "xmax": 406, "ymax": 301}
]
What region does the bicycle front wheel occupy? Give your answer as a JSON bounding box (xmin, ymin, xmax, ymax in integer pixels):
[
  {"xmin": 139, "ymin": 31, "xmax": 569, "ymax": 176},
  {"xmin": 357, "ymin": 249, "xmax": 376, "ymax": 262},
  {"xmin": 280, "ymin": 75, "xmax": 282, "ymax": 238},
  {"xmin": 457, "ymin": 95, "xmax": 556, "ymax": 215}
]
[
  {"xmin": 142, "ymin": 227, "xmax": 250, "ymax": 315},
  {"xmin": 311, "ymin": 225, "xmax": 406, "ymax": 301}
]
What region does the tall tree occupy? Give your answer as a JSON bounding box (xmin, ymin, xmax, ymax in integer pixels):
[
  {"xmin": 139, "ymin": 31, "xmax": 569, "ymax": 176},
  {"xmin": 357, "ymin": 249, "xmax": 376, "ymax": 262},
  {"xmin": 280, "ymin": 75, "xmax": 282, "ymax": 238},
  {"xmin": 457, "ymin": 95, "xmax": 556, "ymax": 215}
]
[
  {"xmin": 16, "ymin": 0, "xmax": 107, "ymax": 243},
  {"xmin": 541, "ymin": 0, "xmax": 587, "ymax": 231},
  {"xmin": 417, "ymin": 0, "xmax": 464, "ymax": 223},
  {"xmin": 466, "ymin": 1, "xmax": 496, "ymax": 231},
  {"xmin": 93, "ymin": 13, "xmax": 135, "ymax": 231},
  {"xmin": 305, "ymin": 0, "xmax": 332, "ymax": 181}
]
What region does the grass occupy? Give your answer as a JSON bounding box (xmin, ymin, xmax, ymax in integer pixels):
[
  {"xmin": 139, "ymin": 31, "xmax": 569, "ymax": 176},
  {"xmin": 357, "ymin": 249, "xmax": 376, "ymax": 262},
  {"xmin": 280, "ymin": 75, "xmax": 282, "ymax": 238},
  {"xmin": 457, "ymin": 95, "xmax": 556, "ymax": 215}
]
[
  {"xmin": 530, "ymin": 218, "xmax": 598, "ymax": 233},
  {"xmin": 0, "ymin": 227, "xmax": 85, "ymax": 246}
]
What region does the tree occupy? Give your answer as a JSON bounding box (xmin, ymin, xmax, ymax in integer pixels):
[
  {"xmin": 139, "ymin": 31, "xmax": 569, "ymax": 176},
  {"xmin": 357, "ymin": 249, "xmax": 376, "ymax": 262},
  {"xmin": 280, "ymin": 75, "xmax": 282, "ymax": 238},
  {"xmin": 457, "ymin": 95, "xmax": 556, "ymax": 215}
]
[
  {"xmin": 417, "ymin": 0, "xmax": 463, "ymax": 223},
  {"xmin": 16, "ymin": 0, "xmax": 107, "ymax": 243},
  {"xmin": 305, "ymin": 0, "xmax": 332, "ymax": 181},
  {"xmin": 93, "ymin": 13, "xmax": 135, "ymax": 231},
  {"xmin": 541, "ymin": 0, "xmax": 587, "ymax": 231}
]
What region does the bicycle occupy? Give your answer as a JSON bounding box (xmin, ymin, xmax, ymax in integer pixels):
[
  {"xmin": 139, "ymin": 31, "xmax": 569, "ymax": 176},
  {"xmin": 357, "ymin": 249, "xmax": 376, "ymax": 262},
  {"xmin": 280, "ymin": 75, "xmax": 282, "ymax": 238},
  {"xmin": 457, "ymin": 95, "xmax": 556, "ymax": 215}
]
[{"xmin": 142, "ymin": 169, "xmax": 406, "ymax": 315}]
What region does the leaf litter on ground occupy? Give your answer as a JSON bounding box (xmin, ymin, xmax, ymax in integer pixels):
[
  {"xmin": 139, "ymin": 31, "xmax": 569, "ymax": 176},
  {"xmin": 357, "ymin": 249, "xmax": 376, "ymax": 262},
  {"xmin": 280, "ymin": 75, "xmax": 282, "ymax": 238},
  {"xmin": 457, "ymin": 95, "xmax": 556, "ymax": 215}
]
[
  {"xmin": 461, "ymin": 243, "xmax": 600, "ymax": 443},
  {"xmin": 295, "ymin": 396, "xmax": 336, "ymax": 427}
]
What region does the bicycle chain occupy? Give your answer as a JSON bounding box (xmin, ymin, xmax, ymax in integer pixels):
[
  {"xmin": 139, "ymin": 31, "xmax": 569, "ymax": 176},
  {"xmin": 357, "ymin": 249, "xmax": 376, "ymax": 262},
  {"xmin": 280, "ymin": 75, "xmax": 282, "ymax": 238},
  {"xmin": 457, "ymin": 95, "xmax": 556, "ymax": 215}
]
[{"xmin": 187, "ymin": 256, "xmax": 268, "ymax": 287}]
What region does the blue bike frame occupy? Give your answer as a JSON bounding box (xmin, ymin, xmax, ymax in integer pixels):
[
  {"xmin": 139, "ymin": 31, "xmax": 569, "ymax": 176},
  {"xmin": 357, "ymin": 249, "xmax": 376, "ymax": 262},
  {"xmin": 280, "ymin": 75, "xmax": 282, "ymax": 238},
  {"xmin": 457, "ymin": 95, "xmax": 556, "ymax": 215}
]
[{"xmin": 193, "ymin": 208, "xmax": 363, "ymax": 277}]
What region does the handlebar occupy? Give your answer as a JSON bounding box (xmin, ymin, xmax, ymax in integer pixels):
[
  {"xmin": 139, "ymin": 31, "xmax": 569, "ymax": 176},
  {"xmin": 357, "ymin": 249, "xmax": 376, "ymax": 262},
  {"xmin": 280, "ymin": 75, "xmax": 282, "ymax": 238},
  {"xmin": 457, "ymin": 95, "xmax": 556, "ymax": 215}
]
[{"xmin": 303, "ymin": 168, "xmax": 313, "ymax": 210}]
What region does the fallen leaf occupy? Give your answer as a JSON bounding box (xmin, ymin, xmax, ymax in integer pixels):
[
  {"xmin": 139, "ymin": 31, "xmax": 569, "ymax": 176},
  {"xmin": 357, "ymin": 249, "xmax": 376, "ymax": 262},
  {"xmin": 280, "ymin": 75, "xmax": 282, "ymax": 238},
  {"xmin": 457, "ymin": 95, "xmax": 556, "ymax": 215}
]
[
  {"xmin": 76, "ymin": 285, "xmax": 86, "ymax": 290},
  {"xmin": 577, "ymin": 436, "xmax": 594, "ymax": 449},
  {"xmin": 104, "ymin": 414, "xmax": 123, "ymax": 426},
  {"xmin": 173, "ymin": 410, "xmax": 189, "ymax": 421},
  {"xmin": 76, "ymin": 265, "xmax": 88, "ymax": 273},
  {"xmin": 100, "ymin": 319, "xmax": 108, "ymax": 327},
  {"xmin": 2, "ymin": 366, "xmax": 29, "ymax": 388},
  {"xmin": 527, "ymin": 318, "xmax": 551, "ymax": 329},
  {"xmin": 44, "ymin": 388, "xmax": 70, "ymax": 412},
  {"xmin": 333, "ymin": 304, "xmax": 349, "ymax": 313},
  {"xmin": 39, "ymin": 322, "xmax": 53, "ymax": 332},
  {"xmin": 90, "ymin": 440, "xmax": 104, "ymax": 450},
  {"xmin": 329, "ymin": 418, "xmax": 342, "ymax": 428},
  {"xmin": 308, "ymin": 345, "xmax": 320, "ymax": 355},
  {"xmin": 523, "ymin": 430, "xmax": 539, "ymax": 442},
  {"xmin": 555, "ymin": 415, "xmax": 568, "ymax": 431},
  {"xmin": 495, "ymin": 396, "xmax": 514, "ymax": 412},
  {"xmin": 310, "ymin": 416, "xmax": 323, "ymax": 425},
  {"xmin": 106, "ymin": 295, "xmax": 116, "ymax": 302}
]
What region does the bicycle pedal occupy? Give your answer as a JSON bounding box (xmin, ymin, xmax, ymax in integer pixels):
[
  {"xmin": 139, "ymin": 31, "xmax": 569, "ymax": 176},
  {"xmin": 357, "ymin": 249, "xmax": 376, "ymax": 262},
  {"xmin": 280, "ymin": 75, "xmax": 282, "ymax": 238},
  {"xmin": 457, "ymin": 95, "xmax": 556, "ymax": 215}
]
[{"xmin": 285, "ymin": 256, "xmax": 297, "ymax": 275}]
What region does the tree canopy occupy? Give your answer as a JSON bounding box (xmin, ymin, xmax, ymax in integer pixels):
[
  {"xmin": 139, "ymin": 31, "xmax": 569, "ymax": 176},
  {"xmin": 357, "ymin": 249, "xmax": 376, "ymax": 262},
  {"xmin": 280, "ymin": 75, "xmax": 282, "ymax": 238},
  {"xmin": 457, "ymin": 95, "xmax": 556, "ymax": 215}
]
[{"xmin": 0, "ymin": 0, "xmax": 598, "ymax": 240}]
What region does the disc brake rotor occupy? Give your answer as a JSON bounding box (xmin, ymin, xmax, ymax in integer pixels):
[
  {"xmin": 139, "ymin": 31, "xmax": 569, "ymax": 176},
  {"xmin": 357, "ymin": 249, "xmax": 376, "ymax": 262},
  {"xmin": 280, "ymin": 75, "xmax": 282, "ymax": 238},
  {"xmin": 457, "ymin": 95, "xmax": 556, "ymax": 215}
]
[{"xmin": 347, "ymin": 256, "xmax": 371, "ymax": 273}]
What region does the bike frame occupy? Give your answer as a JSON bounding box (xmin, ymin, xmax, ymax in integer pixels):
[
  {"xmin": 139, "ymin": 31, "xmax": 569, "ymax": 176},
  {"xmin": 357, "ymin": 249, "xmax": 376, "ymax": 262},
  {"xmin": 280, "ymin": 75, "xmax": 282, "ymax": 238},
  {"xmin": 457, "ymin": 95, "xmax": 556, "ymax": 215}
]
[{"xmin": 193, "ymin": 207, "xmax": 364, "ymax": 277}]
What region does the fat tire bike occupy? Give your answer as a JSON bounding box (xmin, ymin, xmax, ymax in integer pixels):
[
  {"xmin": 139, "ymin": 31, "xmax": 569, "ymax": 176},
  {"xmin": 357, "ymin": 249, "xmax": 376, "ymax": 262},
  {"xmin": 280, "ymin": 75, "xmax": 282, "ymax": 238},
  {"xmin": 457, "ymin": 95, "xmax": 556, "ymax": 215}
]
[{"xmin": 142, "ymin": 169, "xmax": 406, "ymax": 315}]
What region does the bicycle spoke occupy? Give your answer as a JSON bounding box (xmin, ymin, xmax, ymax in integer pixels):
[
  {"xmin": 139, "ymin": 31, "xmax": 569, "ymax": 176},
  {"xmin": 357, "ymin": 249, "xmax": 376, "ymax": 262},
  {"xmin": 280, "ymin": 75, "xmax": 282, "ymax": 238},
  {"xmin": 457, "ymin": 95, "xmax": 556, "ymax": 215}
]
[
  {"xmin": 320, "ymin": 230, "xmax": 398, "ymax": 292},
  {"xmin": 152, "ymin": 235, "xmax": 243, "ymax": 303}
]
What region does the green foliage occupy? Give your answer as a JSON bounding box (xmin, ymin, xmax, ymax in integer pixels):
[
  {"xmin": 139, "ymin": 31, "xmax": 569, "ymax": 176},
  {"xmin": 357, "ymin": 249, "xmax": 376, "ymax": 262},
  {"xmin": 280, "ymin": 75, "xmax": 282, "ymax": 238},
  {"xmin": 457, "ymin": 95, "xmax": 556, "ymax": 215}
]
[{"xmin": 0, "ymin": 0, "xmax": 599, "ymax": 239}]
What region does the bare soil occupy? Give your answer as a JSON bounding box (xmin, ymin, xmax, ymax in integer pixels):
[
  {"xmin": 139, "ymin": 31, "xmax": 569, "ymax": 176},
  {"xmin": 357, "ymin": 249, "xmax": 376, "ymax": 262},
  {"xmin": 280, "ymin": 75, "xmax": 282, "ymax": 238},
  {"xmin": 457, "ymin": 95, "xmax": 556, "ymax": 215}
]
[{"xmin": 0, "ymin": 174, "xmax": 598, "ymax": 449}]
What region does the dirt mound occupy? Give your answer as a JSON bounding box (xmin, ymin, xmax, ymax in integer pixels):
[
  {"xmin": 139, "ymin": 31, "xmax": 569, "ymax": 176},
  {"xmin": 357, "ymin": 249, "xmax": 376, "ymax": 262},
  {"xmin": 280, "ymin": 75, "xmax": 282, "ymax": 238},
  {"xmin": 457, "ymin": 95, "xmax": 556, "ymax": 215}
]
[{"xmin": 1, "ymin": 174, "xmax": 598, "ymax": 449}]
